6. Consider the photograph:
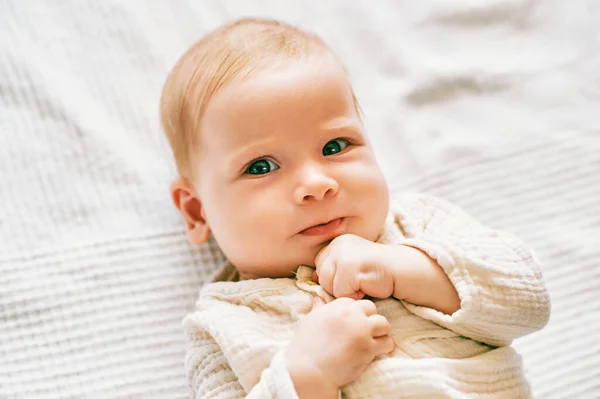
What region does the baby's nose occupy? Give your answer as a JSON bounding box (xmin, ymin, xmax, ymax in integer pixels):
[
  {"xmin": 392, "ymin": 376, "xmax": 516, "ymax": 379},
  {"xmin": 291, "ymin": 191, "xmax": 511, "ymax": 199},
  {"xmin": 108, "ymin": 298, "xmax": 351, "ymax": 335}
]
[{"xmin": 294, "ymin": 172, "xmax": 339, "ymax": 203}]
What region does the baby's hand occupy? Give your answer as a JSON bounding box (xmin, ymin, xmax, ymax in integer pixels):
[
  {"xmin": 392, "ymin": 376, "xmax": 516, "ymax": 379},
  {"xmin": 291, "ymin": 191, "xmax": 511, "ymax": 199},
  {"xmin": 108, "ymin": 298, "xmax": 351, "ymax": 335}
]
[
  {"xmin": 286, "ymin": 297, "xmax": 394, "ymax": 394},
  {"xmin": 314, "ymin": 234, "xmax": 396, "ymax": 300}
]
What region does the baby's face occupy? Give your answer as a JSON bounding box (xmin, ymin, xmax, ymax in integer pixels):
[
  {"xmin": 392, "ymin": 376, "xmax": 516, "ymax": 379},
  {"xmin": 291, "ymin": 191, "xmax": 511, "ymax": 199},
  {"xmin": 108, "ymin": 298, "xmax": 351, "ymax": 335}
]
[{"xmin": 192, "ymin": 56, "xmax": 389, "ymax": 279}]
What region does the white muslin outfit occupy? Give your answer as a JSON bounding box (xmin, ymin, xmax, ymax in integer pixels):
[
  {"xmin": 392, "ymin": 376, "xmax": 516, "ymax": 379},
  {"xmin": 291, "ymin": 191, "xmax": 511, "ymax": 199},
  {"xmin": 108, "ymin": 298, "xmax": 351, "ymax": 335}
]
[{"xmin": 183, "ymin": 194, "xmax": 550, "ymax": 398}]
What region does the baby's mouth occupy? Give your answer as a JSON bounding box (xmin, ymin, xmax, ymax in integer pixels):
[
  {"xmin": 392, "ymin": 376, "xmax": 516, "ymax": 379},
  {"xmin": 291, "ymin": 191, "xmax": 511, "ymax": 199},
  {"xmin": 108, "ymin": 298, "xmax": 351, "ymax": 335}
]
[{"xmin": 299, "ymin": 218, "xmax": 345, "ymax": 236}]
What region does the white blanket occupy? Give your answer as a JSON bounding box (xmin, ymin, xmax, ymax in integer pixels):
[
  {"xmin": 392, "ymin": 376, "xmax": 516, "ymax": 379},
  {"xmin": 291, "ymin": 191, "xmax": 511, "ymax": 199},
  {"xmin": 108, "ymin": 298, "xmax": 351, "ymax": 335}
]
[{"xmin": 1, "ymin": 1, "xmax": 598, "ymax": 398}]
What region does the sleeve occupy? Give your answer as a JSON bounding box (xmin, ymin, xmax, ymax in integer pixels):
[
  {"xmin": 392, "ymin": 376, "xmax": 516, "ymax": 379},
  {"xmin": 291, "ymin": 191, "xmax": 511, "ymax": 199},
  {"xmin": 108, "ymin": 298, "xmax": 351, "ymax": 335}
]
[
  {"xmin": 391, "ymin": 193, "xmax": 551, "ymax": 347},
  {"xmin": 184, "ymin": 319, "xmax": 300, "ymax": 399}
]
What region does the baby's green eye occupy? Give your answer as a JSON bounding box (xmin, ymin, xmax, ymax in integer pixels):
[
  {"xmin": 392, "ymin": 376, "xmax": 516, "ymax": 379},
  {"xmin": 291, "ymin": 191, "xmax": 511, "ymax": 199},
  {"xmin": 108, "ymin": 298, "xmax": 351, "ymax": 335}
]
[
  {"xmin": 322, "ymin": 138, "xmax": 350, "ymax": 156},
  {"xmin": 246, "ymin": 159, "xmax": 279, "ymax": 175}
]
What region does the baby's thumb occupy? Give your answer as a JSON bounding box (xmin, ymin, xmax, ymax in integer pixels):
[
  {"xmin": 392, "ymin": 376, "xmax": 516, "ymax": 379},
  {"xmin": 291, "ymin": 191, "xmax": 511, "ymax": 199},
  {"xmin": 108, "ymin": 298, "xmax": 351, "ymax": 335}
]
[{"xmin": 311, "ymin": 296, "xmax": 325, "ymax": 310}]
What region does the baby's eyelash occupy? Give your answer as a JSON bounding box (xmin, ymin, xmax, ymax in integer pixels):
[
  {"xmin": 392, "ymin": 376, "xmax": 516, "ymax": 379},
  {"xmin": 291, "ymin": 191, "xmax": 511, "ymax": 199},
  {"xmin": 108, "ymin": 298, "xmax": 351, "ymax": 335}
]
[
  {"xmin": 334, "ymin": 137, "xmax": 355, "ymax": 146},
  {"xmin": 328, "ymin": 137, "xmax": 354, "ymax": 152},
  {"xmin": 243, "ymin": 156, "xmax": 265, "ymax": 170}
]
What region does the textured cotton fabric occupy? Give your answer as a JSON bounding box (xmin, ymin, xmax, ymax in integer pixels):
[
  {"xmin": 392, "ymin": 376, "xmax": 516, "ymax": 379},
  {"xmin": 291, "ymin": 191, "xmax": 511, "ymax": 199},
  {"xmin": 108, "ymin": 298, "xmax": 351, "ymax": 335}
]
[{"xmin": 183, "ymin": 194, "xmax": 550, "ymax": 398}]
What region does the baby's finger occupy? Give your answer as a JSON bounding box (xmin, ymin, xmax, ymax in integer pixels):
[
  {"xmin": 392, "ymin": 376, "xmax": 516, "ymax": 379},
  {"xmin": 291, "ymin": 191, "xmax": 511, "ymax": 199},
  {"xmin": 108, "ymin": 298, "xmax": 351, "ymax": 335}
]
[
  {"xmin": 316, "ymin": 257, "xmax": 336, "ymax": 295},
  {"xmin": 314, "ymin": 242, "xmax": 333, "ymax": 268},
  {"xmin": 354, "ymin": 299, "xmax": 377, "ymax": 316},
  {"xmin": 367, "ymin": 314, "xmax": 390, "ymax": 338},
  {"xmin": 373, "ymin": 336, "xmax": 396, "ymax": 356},
  {"xmin": 332, "ymin": 273, "xmax": 365, "ymax": 300}
]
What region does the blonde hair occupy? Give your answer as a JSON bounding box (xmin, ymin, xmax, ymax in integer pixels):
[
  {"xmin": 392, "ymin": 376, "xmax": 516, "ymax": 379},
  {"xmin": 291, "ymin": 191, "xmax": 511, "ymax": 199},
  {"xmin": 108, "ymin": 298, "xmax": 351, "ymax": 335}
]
[{"xmin": 160, "ymin": 18, "xmax": 358, "ymax": 178}]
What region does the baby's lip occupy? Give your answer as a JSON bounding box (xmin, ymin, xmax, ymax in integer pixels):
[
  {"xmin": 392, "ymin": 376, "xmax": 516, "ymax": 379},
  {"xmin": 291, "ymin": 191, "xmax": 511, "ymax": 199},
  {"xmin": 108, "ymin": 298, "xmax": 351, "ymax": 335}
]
[{"xmin": 298, "ymin": 217, "xmax": 345, "ymax": 236}]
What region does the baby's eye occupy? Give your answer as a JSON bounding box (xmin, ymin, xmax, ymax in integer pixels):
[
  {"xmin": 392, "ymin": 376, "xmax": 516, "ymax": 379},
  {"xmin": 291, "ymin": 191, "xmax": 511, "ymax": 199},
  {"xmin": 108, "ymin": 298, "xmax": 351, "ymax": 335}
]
[
  {"xmin": 322, "ymin": 138, "xmax": 350, "ymax": 156},
  {"xmin": 246, "ymin": 159, "xmax": 280, "ymax": 175}
]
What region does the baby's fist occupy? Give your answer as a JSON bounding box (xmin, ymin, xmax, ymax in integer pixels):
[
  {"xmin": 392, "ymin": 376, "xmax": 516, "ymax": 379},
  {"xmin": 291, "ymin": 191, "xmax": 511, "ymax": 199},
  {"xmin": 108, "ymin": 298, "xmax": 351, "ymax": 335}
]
[{"xmin": 314, "ymin": 234, "xmax": 395, "ymax": 299}]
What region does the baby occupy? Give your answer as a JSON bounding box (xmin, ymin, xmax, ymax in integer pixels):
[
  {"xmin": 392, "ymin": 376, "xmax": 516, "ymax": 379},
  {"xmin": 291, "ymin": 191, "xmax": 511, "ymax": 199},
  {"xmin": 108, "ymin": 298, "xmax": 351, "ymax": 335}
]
[{"xmin": 160, "ymin": 18, "xmax": 550, "ymax": 398}]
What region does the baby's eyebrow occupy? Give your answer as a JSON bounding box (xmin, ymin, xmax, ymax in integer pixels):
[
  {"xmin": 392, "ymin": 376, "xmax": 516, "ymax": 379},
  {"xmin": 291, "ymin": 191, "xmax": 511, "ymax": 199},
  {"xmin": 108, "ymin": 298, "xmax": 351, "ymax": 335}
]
[
  {"xmin": 319, "ymin": 119, "xmax": 362, "ymax": 134},
  {"xmin": 226, "ymin": 139, "xmax": 277, "ymax": 174},
  {"xmin": 229, "ymin": 140, "xmax": 272, "ymax": 161}
]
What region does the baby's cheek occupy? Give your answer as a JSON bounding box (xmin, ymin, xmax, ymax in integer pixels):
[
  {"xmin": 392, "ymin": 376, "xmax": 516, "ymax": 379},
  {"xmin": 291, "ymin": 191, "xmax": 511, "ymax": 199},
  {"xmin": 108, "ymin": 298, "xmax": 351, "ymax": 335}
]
[{"xmin": 358, "ymin": 172, "xmax": 389, "ymax": 240}]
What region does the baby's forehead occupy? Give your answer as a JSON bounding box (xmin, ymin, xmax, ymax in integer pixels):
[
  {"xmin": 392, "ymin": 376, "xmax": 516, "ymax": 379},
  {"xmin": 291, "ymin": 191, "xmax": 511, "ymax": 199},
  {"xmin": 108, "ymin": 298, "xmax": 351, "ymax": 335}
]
[{"xmin": 203, "ymin": 64, "xmax": 354, "ymax": 125}]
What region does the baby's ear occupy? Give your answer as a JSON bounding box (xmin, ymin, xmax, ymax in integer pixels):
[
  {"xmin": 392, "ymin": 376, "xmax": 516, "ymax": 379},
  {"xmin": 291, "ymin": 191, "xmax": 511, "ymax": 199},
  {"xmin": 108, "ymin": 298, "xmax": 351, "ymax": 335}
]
[{"xmin": 170, "ymin": 177, "xmax": 211, "ymax": 245}]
